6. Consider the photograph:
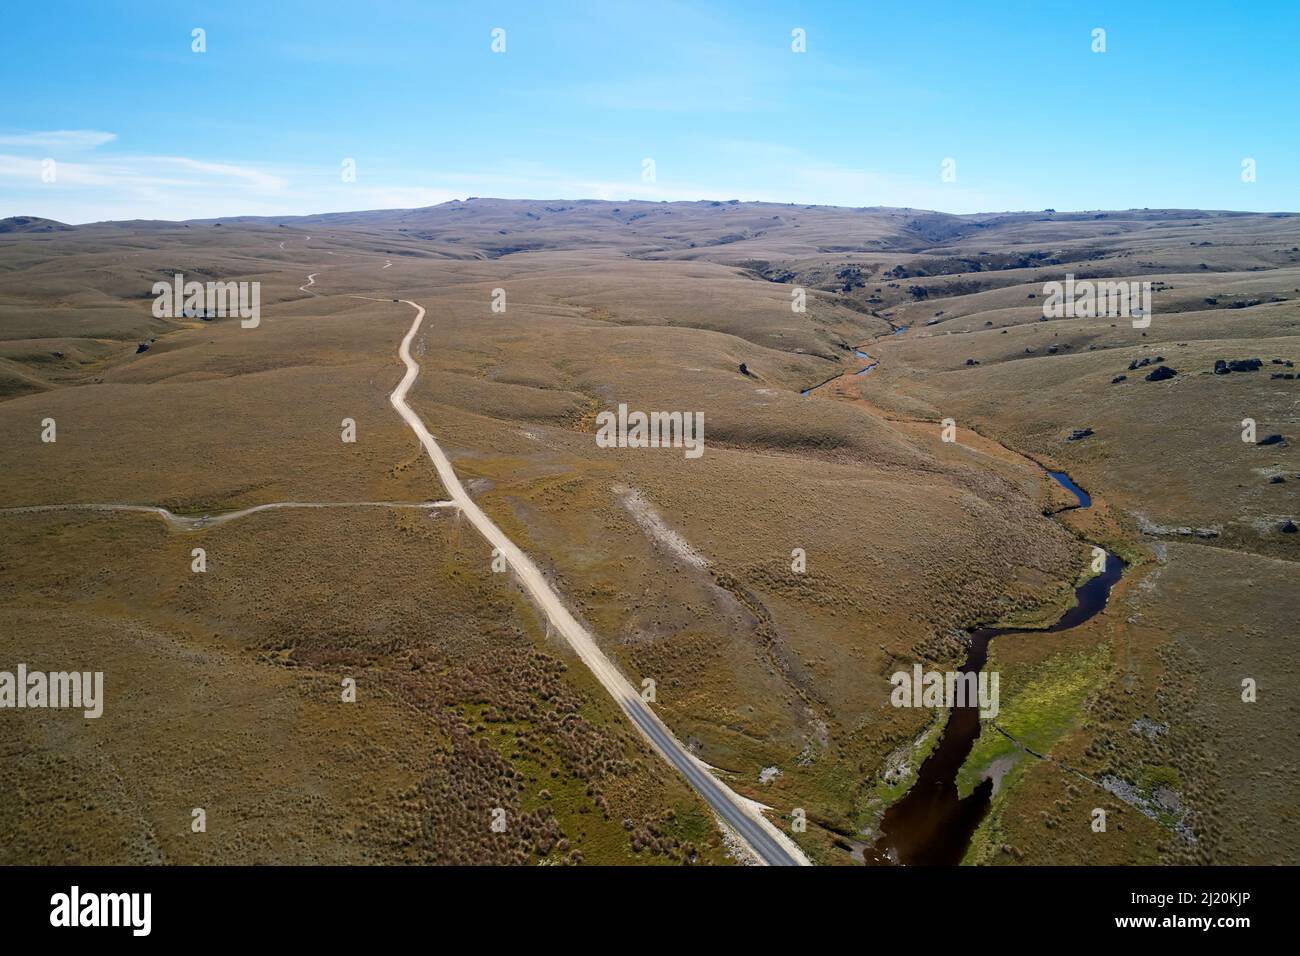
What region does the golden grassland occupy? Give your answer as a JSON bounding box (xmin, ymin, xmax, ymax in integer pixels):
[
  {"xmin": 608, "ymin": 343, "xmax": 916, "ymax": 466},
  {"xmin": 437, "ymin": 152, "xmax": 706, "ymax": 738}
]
[
  {"xmin": 0, "ymin": 508, "xmax": 730, "ymax": 865},
  {"xmin": 1, "ymin": 202, "xmax": 1295, "ymax": 863}
]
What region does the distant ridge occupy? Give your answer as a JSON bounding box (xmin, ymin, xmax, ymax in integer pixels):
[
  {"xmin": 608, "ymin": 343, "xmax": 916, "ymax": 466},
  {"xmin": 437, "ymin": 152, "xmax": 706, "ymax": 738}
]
[{"xmin": 0, "ymin": 216, "xmax": 74, "ymax": 234}]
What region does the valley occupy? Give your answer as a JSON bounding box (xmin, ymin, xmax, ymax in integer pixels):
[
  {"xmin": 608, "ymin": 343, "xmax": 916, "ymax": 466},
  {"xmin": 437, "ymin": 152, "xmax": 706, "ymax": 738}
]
[{"xmin": 1, "ymin": 200, "xmax": 1295, "ymax": 865}]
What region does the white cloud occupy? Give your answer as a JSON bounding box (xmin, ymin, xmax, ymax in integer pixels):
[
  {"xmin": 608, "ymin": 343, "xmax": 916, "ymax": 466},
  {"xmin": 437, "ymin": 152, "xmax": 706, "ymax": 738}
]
[
  {"xmin": 0, "ymin": 154, "xmax": 282, "ymax": 188},
  {"xmin": 144, "ymin": 157, "xmax": 288, "ymax": 193},
  {"xmin": 0, "ymin": 130, "xmax": 117, "ymax": 150},
  {"xmin": 0, "ymin": 133, "xmax": 1018, "ymax": 223}
]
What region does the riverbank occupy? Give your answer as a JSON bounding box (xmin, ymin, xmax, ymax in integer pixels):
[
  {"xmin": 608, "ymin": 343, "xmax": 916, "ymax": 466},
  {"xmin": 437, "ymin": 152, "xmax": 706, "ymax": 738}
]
[
  {"xmin": 865, "ymin": 463, "xmax": 1127, "ymax": 864},
  {"xmin": 801, "ymin": 341, "xmax": 1139, "ymax": 865}
]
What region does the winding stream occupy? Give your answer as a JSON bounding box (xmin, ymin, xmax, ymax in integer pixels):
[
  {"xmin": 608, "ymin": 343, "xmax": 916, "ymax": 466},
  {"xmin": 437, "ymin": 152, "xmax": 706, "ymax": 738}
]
[
  {"xmin": 801, "ymin": 347, "xmax": 877, "ymax": 394},
  {"xmin": 790, "ymin": 329, "xmax": 1124, "ymax": 864},
  {"xmin": 866, "ymin": 471, "xmax": 1127, "ymax": 865}
]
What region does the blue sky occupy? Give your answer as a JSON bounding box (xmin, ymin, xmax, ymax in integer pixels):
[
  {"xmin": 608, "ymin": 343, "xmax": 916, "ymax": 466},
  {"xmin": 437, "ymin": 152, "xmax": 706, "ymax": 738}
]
[{"xmin": 2, "ymin": 0, "xmax": 1298, "ymax": 223}]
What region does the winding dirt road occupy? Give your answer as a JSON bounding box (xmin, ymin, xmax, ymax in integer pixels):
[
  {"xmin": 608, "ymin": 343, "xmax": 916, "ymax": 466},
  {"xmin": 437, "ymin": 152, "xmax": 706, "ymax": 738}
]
[{"xmin": 384, "ymin": 295, "xmax": 809, "ymax": 866}]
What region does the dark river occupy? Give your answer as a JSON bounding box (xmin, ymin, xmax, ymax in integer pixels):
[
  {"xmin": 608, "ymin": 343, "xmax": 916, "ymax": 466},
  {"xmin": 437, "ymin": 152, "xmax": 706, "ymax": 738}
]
[{"xmin": 865, "ymin": 471, "xmax": 1125, "ymax": 865}]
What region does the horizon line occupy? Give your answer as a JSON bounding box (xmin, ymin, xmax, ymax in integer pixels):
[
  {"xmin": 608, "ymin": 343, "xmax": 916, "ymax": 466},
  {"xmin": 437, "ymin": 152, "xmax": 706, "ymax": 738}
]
[{"xmin": 7, "ymin": 198, "xmax": 1300, "ymax": 230}]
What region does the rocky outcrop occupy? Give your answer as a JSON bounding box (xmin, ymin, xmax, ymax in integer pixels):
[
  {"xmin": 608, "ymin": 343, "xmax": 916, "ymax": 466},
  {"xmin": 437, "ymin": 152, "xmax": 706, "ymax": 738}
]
[{"xmin": 1214, "ymin": 358, "xmax": 1263, "ymax": 374}]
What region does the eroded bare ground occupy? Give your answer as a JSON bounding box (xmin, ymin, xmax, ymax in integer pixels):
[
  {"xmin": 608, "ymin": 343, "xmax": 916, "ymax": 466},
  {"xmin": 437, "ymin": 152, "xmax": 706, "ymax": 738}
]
[{"xmin": 1, "ymin": 201, "xmax": 1295, "ymax": 864}]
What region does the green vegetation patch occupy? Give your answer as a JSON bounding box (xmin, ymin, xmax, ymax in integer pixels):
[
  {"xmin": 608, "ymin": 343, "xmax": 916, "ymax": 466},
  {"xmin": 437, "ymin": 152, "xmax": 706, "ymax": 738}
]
[{"xmin": 957, "ymin": 642, "xmax": 1112, "ymax": 799}]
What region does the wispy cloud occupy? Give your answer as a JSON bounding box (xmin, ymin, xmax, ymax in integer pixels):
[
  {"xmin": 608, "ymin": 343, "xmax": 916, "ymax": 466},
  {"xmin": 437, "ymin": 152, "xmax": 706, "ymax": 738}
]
[
  {"xmin": 0, "ymin": 153, "xmax": 286, "ymax": 191},
  {"xmin": 0, "ymin": 131, "xmax": 285, "ymax": 194},
  {"xmin": 0, "ymin": 126, "xmax": 1010, "ymax": 223},
  {"xmin": 0, "ymin": 129, "xmax": 117, "ymax": 150},
  {"xmin": 0, "ymin": 146, "xmax": 295, "ymax": 222},
  {"xmin": 144, "ymin": 157, "xmax": 288, "ymax": 193}
]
